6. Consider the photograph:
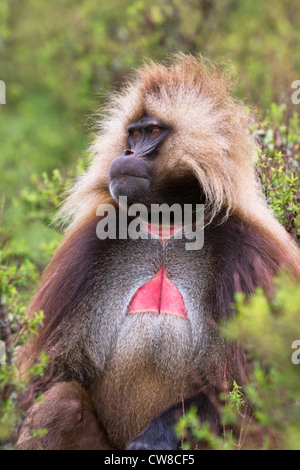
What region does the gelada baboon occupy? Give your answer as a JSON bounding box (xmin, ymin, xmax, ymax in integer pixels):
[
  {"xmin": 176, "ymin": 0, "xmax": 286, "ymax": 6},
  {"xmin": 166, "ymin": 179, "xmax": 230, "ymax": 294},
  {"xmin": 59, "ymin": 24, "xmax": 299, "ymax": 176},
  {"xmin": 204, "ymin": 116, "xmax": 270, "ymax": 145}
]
[{"xmin": 17, "ymin": 55, "xmax": 300, "ymax": 450}]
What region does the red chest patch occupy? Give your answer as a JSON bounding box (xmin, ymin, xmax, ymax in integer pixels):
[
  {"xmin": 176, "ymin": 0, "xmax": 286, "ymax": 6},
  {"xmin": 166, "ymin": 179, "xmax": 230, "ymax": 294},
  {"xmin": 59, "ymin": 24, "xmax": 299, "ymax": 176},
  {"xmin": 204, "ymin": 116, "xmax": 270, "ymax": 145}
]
[{"xmin": 127, "ymin": 267, "xmax": 187, "ymax": 319}]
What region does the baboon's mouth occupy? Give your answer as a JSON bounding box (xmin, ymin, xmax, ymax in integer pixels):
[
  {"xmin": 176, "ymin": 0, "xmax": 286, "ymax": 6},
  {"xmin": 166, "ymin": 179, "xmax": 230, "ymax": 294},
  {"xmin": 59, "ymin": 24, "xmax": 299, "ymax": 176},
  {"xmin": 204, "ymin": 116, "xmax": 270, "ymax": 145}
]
[{"xmin": 110, "ymin": 173, "xmax": 149, "ymax": 182}]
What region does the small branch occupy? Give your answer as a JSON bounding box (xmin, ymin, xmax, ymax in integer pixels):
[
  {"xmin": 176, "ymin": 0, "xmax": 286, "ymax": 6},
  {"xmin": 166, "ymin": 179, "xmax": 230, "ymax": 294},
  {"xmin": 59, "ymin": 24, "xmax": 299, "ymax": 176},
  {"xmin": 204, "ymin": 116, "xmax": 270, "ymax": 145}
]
[
  {"xmin": 223, "ymin": 362, "xmax": 228, "ymax": 444},
  {"xmin": 0, "ymin": 296, "xmax": 13, "ymax": 366},
  {"xmin": 0, "ymin": 296, "xmax": 14, "ymax": 402},
  {"xmin": 180, "ymin": 393, "xmax": 185, "ymax": 449}
]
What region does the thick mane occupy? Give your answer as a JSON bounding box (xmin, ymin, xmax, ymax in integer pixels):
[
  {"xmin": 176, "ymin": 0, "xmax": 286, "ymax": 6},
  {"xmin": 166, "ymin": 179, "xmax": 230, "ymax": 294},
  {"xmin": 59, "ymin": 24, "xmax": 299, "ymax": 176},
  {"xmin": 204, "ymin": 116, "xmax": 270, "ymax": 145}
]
[
  {"xmin": 57, "ymin": 53, "xmax": 299, "ymax": 269},
  {"xmin": 16, "ymin": 55, "xmax": 300, "ymax": 451}
]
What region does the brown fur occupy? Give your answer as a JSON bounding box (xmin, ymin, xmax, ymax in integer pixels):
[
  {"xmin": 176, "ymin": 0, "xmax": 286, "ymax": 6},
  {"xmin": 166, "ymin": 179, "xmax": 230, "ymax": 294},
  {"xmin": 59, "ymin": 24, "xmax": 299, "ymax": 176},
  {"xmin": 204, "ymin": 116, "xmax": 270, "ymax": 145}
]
[
  {"xmin": 17, "ymin": 382, "xmax": 112, "ymax": 450},
  {"xmin": 17, "ymin": 54, "xmax": 300, "ymax": 450}
]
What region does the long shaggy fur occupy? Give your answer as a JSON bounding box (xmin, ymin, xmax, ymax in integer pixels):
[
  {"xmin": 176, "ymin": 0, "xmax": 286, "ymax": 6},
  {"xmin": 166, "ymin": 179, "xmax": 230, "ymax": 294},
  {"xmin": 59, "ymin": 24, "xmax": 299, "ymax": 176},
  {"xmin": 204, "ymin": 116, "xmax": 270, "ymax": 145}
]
[
  {"xmin": 57, "ymin": 54, "xmax": 299, "ymax": 270},
  {"xmin": 17, "ymin": 55, "xmax": 300, "ymax": 450}
]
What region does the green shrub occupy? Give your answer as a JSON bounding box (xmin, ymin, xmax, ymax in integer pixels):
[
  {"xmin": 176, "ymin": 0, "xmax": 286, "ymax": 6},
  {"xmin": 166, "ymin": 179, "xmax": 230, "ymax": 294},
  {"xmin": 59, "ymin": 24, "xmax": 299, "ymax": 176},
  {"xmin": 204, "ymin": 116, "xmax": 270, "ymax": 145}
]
[
  {"xmin": 176, "ymin": 273, "xmax": 300, "ymax": 450},
  {"xmin": 255, "ymin": 104, "xmax": 300, "ymax": 240}
]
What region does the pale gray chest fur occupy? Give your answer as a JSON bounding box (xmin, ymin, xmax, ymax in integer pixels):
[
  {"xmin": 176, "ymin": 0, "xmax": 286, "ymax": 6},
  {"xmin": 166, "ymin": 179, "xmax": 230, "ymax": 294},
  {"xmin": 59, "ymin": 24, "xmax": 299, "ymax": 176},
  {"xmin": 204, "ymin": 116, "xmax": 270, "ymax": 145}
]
[{"xmin": 76, "ymin": 235, "xmax": 224, "ymax": 448}]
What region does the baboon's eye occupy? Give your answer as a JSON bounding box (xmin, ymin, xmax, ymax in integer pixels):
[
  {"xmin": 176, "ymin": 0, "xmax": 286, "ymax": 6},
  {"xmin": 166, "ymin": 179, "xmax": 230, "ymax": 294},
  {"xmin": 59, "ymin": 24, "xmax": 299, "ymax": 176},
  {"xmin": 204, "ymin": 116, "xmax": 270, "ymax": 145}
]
[
  {"xmin": 150, "ymin": 127, "xmax": 161, "ymax": 138},
  {"xmin": 131, "ymin": 130, "xmax": 141, "ymax": 141}
]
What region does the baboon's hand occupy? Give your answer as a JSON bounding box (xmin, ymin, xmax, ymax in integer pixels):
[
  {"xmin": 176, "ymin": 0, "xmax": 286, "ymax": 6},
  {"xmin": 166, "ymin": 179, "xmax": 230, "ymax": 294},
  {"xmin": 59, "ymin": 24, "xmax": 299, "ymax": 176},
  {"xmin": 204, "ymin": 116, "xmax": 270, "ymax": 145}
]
[
  {"xmin": 17, "ymin": 382, "xmax": 111, "ymax": 450},
  {"xmin": 126, "ymin": 415, "xmax": 178, "ymax": 451}
]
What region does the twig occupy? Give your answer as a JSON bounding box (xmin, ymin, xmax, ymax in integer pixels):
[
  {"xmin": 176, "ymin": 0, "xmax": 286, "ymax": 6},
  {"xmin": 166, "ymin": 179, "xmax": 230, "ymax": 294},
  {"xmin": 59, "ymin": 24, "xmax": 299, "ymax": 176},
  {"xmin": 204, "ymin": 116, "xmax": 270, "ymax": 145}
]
[
  {"xmin": 0, "ymin": 296, "xmax": 13, "ymax": 366},
  {"xmin": 0, "ymin": 296, "xmax": 14, "ymax": 402},
  {"xmin": 180, "ymin": 393, "xmax": 185, "ymax": 449},
  {"xmin": 223, "ymin": 362, "xmax": 228, "ymax": 444}
]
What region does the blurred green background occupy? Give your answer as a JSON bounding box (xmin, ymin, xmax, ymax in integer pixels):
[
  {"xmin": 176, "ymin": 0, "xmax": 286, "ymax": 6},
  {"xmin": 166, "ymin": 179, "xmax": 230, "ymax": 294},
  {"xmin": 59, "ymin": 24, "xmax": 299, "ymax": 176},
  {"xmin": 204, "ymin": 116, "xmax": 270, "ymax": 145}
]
[{"xmin": 0, "ymin": 0, "xmax": 300, "ymax": 262}]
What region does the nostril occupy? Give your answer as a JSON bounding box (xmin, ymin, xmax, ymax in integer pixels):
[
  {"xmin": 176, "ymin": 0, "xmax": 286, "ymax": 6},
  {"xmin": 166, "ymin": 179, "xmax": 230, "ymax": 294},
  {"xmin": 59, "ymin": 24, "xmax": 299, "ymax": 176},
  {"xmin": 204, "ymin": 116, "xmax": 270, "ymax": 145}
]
[{"xmin": 124, "ymin": 149, "xmax": 134, "ymax": 156}]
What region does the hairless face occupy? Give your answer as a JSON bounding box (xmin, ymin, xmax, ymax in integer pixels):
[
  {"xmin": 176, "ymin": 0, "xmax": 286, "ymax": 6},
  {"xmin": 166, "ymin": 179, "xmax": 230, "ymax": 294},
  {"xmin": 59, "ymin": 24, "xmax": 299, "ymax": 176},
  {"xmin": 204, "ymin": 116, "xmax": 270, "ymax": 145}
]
[{"xmin": 109, "ymin": 115, "xmax": 202, "ymax": 207}]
